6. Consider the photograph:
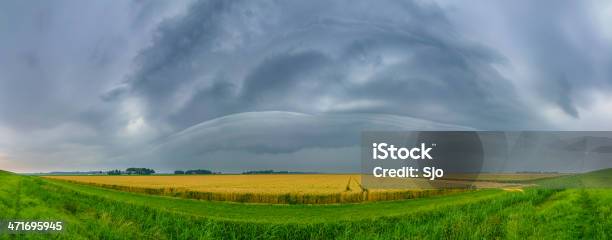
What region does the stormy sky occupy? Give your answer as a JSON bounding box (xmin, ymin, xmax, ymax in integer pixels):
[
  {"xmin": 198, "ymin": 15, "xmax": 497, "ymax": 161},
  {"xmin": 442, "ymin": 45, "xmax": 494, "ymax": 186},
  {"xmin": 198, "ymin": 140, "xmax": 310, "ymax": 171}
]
[{"xmin": 1, "ymin": 0, "xmax": 611, "ymax": 173}]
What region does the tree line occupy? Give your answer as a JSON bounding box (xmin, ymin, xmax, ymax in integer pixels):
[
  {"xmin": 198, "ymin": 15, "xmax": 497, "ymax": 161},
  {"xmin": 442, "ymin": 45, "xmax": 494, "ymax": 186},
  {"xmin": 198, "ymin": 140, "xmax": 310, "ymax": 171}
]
[
  {"xmin": 107, "ymin": 168, "xmax": 155, "ymax": 175},
  {"xmin": 174, "ymin": 169, "xmax": 216, "ymax": 175}
]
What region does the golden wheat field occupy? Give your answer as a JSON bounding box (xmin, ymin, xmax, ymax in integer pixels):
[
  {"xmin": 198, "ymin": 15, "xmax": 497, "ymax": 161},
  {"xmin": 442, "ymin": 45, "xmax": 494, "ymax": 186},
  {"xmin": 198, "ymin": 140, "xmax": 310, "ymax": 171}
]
[
  {"xmin": 45, "ymin": 174, "xmax": 365, "ymax": 194},
  {"xmin": 42, "ymin": 174, "xmax": 531, "ymax": 204}
]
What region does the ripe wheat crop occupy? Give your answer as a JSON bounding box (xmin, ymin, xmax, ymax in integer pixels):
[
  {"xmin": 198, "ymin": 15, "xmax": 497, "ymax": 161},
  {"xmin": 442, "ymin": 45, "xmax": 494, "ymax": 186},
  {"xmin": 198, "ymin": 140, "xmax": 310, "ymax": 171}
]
[{"xmin": 44, "ymin": 175, "xmax": 464, "ymax": 204}]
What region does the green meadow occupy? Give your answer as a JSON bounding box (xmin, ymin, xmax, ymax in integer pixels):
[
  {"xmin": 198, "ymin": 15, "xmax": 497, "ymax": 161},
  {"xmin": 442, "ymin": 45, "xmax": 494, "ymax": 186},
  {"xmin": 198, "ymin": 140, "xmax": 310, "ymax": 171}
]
[{"xmin": 0, "ymin": 169, "xmax": 610, "ymax": 239}]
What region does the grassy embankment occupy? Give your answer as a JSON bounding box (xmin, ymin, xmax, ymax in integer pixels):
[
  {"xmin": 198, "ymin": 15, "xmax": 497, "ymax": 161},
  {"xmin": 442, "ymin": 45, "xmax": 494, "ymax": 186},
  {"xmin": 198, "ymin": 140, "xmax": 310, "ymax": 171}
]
[{"xmin": 1, "ymin": 169, "xmax": 611, "ymax": 239}]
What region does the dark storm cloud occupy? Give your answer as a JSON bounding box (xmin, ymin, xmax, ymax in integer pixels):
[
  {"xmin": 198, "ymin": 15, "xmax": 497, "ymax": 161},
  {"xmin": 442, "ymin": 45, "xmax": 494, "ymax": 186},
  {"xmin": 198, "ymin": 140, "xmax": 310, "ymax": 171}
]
[
  {"xmin": 241, "ymin": 51, "xmax": 332, "ymax": 104},
  {"xmin": 121, "ymin": 0, "xmax": 239, "ymax": 114},
  {"xmin": 0, "ymin": 0, "xmax": 185, "ymax": 130},
  {"xmin": 441, "ymin": 0, "xmax": 612, "ymax": 119},
  {"xmin": 499, "ymin": 1, "xmax": 600, "ymax": 118},
  {"xmin": 117, "ymin": 0, "xmax": 541, "ymax": 131},
  {"xmin": 0, "ymin": 0, "xmax": 192, "ymax": 171}
]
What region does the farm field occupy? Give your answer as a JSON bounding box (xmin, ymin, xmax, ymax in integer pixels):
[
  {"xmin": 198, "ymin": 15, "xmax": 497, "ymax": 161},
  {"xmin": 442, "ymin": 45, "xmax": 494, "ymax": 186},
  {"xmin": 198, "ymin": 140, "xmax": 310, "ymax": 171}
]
[
  {"xmin": 43, "ymin": 174, "xmax": 529, "ymax": 204},
  {"xmin": 0, "ymin": 169, "xmax": 611, "ymax": 239},
  {"xmin": 44, "ymin": 174, "xmax": 366, "ymax": 194}
]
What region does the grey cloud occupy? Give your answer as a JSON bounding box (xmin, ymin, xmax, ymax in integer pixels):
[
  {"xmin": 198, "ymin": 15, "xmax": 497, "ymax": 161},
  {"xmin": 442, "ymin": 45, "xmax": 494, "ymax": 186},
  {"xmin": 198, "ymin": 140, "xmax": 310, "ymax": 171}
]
[
  {"xmin": 169, "ymin": 80, "xmax": 239, "ymax": 127},
  {"xmin": 513, "ymin": 1, "xmax": 596, "ymax": 118},
  {"xmin": 555, "ymin": 76, "xmax": 579, "ymax": 118},
  {"xmin": 125, "ymin": 0, "xmax": 241, "ymax": 116},
  {"xmin": 0, "ymin": 0, "xmax": 186, "ymax": 130},
  {"xmin": 119, "ymin": 0, "xmax": 542, "ymax": 131},
  {"xmin": 440, "ymin": 0, "xmax": 612, "ymax": 118},
  {"xmin": 0, "ymin": 0, "xmax": 192, "ymax": 171},
  {"xmin": 241, "ymin": 50, "xmax": 332, "ymax": 105}
]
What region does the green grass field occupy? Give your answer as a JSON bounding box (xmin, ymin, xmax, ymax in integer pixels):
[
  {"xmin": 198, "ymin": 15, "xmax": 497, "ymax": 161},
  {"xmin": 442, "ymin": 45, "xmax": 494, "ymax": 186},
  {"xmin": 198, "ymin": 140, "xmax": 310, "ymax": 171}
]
[{"xmin": 0, "ymin": 169, "xmax": 611, "ymax": 239}]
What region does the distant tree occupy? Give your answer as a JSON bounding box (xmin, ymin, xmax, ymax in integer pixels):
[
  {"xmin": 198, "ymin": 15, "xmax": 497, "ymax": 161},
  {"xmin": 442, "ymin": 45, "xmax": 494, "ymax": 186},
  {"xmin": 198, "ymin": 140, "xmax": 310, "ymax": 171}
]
[
  {"xmin": 125, "ymin": 168, "xmax": 155, "ymax": 175},
  {"xmin": 174, "ymin": 170, "xmax": 185, "ymax": 174},
  {"xmin": 184, "ymin": 169, "xmax": 213, "ymax": 175},
  {"xmin": 107, "ymin": 169, "xmax": 122, "ymax": 175},
  {"xmin": 243, "ymin": 170, "xmax": 272, "ymax": 174},
  {"xmin": 243, "ymin": 170, "xmax": 299, "ymax": 174}
]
